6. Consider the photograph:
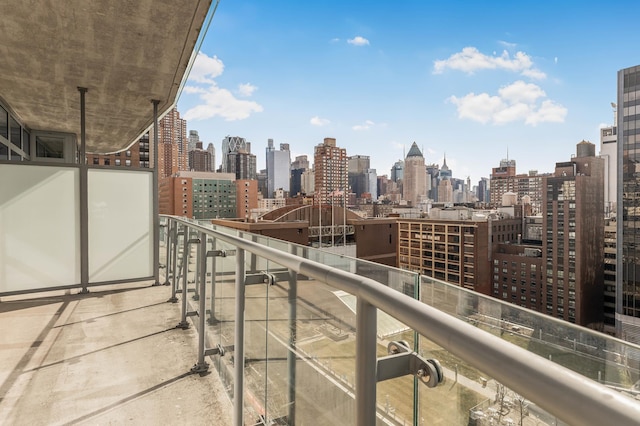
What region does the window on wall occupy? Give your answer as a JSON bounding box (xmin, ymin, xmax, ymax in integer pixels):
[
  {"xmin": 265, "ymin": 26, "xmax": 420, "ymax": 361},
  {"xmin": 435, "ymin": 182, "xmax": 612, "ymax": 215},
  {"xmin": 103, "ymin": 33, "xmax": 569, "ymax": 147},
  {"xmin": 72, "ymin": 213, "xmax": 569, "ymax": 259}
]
[
  {"xmin": 0, "ymin": 105, "xmax": 8, "ymax": 139},
  {"xmin": 22, "ymin": 129, "xmax": 30, "ymax": 156},
  {"xmin": 0, "ymin": 143, "xmax": 8, "ymax": 160},
  {"xmin": 36, "ymin": 135, "xmax": 65, "ymax": 158},
  {"xmin": 9, "ymin": 116, "xmax": 21, "ymax": 148}
]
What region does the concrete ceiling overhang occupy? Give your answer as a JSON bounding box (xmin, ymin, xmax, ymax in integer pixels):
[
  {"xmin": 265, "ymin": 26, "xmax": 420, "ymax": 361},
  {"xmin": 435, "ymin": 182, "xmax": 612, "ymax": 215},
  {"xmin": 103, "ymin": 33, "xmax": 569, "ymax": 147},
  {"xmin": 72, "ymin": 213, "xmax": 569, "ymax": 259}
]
[{"xmin": 0, "ymin": 0, "xmax": 212, "ymax": 153}]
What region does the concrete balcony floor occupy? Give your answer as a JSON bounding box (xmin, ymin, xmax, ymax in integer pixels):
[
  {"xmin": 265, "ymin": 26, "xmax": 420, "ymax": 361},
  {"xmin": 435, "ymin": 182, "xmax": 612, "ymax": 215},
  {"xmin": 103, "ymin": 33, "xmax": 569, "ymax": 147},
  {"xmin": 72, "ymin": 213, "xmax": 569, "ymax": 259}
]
[{"xmin": 0, "ymin": 282, "xmax": 233, "ymax": 425}]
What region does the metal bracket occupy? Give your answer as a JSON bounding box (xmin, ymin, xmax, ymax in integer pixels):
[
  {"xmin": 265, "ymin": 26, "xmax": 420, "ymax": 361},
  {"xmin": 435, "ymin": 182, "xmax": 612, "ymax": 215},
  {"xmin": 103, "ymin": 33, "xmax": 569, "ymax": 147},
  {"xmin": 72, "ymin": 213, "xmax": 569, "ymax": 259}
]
[
  {"xmin": 204, "ymin": 343, "xmax": 230, "ymax": 357},
  {"xmin": 244, "ymin": 271, "xmax": 290, "ymax": 286},
  {"xmin": 376, "ymin": 341, "xmax": 444, "ymax": 388},
  {"xmin": 207, "ymin": 249, "xmax": 236, "ymax": 257}
]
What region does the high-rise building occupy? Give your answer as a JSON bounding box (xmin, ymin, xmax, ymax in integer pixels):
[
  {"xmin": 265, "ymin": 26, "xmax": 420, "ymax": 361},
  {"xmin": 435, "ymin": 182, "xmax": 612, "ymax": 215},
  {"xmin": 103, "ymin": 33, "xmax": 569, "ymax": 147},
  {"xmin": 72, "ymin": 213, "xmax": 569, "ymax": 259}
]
[
  {"xmin": 618, "ymin": 65, "xmax": 640, "ymax": 343},
  {"xmin": 426, "ymin": 163, "xmax": 440, "ymax": 201},
  {"xmin": 348, "ymin": 155, "xmax": 371, "ymax": 197},
  {"xmin": 86, "ymin": 133, "xmax": 152, "ymax": 168},
  {"xmin": 391, "ymin": 160, "xmax": 404, "ymax": 182},
  {"xmin": 600, "ymin": 124, "xmax": 617, "ymax": 216},
  {"xmin": 490, "ymin": 159, "xmax": 547, "ymax": 213},
  {"xmin": 236, "ymin": 179, "xmax": 259, "ymax": 220},
  {"xmin": 159, "ymin": 171, "xmax": 237, "ymax": 219},
  {"xmin": 477, "ymin": 177, "xmax": 489, "ymax": 203},
  {"xmin": 188, "ymin": 141, "xmax": 213, "ymax": 172},
  {"xmin": 221, "ymin": 135, "xmax": 256, "ymax": 180},
  {"xmin": 604, "ymin": 217, "xmax": 617, "ymax": 335},
  {"xmin": 290, "ymin": 155, "xmax": 309, "ymax": 196},
  {"xmin": 403, "ymin": 142, "xmax": 427, "ymax": 207},
  {"xmin": 543, "ymin": 141, "xmax": 604, "ymax": 328},
  {"xmin": 314, "ymin": 138, "xmax": 347, "ymax": 205},
  {"xmin": 436, "ymin": 156, "xmax": 453, "ymax": 203},
  {"xmin": 158, "ymin": 107, "xmax": 188, "ymax": 173},
  {"xmin": 490, "ymin": 159, "xmax": 517, "ymax": 206},
  {"xmin": 206, "ymin": 142, "xmax": 216, "ymax": 172},
  {"xmin": 188, "ymin": 130, "xmax": 200, "ymax": 152},
  {"xmin": 265, "ymin": 139, "xmax": 291, "ymax": 197},
  {"xmin": 397, "ymin": 213, "xmax": 519, "ymax": 294}
]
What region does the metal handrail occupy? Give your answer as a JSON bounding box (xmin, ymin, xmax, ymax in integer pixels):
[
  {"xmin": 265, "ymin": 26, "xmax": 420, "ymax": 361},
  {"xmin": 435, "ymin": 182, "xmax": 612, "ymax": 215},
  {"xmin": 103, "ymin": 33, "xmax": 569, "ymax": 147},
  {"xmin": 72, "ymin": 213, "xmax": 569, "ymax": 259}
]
[{"xmin": 164, "ymin": 215, "xmax": 640, "ymax": 426}]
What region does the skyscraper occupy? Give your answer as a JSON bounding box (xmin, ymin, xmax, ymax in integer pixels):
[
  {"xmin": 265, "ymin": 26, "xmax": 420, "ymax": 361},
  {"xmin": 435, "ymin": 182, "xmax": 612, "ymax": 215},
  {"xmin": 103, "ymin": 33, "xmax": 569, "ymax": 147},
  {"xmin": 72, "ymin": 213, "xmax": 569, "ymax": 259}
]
[
  {"xmin": 290, "ymin": 155, "xmax": 309, "ymax": 196},
  {"xmin": 600, "ymin": 123, "xmax": 617, "ymax": 216},
  {"xmin": 157, "ymin": 107, "xmax": 188, "ymax": 174},
  {"xmin": 544, "ymin": 141, "xmax": 604, "ymax": 328},
  {"xmin": 314, "ymin": 137, "xmax": 347, "ymax": 205},
  {"xmin": 348, "ymin": 155, "xmax": 371, "ymax": 197},
  {"xmin": 188, "ymin": 130, "xmax": 200, "ymax": 152},
  {"xmin": 188, "ymin": 141, "xmax": 213, "ymax": 172},
  {"xmin": 618, "ymin": 65, "xmax": 640, "ymax": 343},
  {"xmin": 206, "ymin": 142, "xmax": 216, "ymax": 172},
  {"xmin": 221, "ymin": 135, "xmax": 256, "ymax": 180},
  {"xmin": 265, "ymin": 139, "xmax": 291, "ymax": 197},
  {"xmin": 437, "ymin": 155, "xmax": 453, "ymax": 204},
  {"xmin": 402, "ymin": 142, "xmax": 427, "ymax": 207}
]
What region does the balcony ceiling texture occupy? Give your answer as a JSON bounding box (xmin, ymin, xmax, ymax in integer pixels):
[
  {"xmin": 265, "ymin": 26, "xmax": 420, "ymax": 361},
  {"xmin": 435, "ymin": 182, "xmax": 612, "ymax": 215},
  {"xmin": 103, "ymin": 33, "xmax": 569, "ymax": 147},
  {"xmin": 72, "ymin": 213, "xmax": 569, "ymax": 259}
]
[{"xmin": 0, "ymin": 0, "xmax": 211, "ymax": 153}]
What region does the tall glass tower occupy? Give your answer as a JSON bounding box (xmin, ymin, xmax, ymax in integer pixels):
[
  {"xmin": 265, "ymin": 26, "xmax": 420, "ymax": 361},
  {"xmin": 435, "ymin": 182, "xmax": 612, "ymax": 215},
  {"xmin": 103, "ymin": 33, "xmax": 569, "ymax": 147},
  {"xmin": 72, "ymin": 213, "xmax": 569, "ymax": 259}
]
[{"xmin": 618, "ymin": 65, "xmax": 640, "ymax": 343}]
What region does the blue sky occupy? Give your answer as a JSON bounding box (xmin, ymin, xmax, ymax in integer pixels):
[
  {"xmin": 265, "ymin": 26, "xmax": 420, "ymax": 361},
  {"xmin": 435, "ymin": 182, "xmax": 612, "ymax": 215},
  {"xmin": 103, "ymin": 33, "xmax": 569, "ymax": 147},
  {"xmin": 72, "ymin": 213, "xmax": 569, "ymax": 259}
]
[{"xmin": 177, "ymin": 0, "xmax": 639, "ymax": 185}]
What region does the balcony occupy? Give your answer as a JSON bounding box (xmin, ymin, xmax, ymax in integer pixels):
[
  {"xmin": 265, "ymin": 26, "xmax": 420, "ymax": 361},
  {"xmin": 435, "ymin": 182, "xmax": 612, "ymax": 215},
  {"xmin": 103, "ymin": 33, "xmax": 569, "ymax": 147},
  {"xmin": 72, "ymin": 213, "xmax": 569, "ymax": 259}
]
[
  {"xmin": 1, "ymin": 2, "xmax": 640, "ymax": 421},
  {"xmin": 2, "ymin": 211, "xmax": 640, "ymax": 425}
]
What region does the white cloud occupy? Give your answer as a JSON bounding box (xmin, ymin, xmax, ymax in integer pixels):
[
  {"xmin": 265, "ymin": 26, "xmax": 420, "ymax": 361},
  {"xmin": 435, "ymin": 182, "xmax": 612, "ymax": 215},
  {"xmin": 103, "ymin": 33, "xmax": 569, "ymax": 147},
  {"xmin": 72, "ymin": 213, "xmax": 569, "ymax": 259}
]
[
  {"xmin": 448, "ymin": 81, "xmax": 567, "ymax": 126},
  {"xmin": 498, "ymin": 80, "xmax": 545, "ymax": 103},
  {"xmin": 347, "ymin": 36, "xmax": 370, "ymax": 46},
  {"xmin": 352, "ymin": 119, "xmax": 375, "ymax": 131},
  {"xmin": 330, "ymin": 38, "xmax": 340, "ymax": 43},
  {"xmin": 498, "ymin": 40, "xmax": 517, "ymax": 49},
  {"xmin": 433, "ymin": 47, "xmax": 546, "ymax": 80},
  {"xmin": 554, "ymin": 57, "xmax": 558, "ymax": 64},
  {"xmin": 310, "ymin": 116, "xmax": 330, "ymax": 126},
  {"xmin": 183, "ymin": 52, "xmax": 263, "ymax": 121},
  {"xmin": 184, "ymin": 83, "xmax": 263, "ymax": 121},
  {"xmin": 237, "ymin": 83, "xmax": 257, "ymax": 97},
  {"xmin": 188, "ymin": 52, "xmax": 224, "ymax": 83}
]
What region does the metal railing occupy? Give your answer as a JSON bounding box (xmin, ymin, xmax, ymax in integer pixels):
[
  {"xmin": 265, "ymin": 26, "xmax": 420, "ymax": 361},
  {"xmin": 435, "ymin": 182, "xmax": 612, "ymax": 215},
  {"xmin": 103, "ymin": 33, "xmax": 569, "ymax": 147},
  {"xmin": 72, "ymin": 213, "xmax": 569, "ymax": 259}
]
[{"xmin": 162, "ymin": 215, "xmax": 640, "ymax": 426}]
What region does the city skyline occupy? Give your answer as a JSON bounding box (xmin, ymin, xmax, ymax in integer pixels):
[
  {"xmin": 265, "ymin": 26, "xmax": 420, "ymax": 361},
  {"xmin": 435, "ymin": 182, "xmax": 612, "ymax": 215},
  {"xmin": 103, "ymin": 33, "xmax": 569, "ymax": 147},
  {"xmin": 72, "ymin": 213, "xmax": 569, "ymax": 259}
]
[{"xmin": 177, "ymin": 1, "xmax": 639, "ymax": 184}]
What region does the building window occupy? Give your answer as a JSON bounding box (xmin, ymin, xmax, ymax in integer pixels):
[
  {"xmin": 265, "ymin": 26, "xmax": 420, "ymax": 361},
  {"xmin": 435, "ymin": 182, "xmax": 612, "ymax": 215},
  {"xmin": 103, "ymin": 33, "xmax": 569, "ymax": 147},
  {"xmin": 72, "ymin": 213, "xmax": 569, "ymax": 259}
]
[
  {"xmin": 104, "ymin": 158, "xmax": 110, "ymax": 165},
  {"xmin": 125, "ymin": 159, "xmax": 131, "ymax": 166},
  {"xmin": 93, "ymin": 157, "xmax": 100, "ymax": 165},
  {"xmin": 115, "ymin": 159, "xmax": 121, "ymax": 166}
]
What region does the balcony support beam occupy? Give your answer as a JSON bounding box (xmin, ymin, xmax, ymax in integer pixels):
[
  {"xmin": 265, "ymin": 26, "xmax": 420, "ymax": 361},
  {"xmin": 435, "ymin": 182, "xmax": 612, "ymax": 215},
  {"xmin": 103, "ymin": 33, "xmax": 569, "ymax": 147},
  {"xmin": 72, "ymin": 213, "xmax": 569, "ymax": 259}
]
[
  {"xmin": 78, "ymin": 87, "xmax": 89, "ymax": 294},
  {"xmin": 151, "ymin": 99, "xmax": 161, "ymax": 286}
]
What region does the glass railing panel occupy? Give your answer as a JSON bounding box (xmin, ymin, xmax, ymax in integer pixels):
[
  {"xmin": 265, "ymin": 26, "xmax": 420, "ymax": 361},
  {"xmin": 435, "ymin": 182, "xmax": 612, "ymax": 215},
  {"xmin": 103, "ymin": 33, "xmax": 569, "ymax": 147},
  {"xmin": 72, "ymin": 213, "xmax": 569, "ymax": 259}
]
[
  {"xmin": 376, "ymin": 318, "xmax": 417, "ymax": 425},
  {"xmin": 416, "ymin": 332, "xmax": 493, "ymax": 425},
  {"xmin": 419, "ymin": 275, "xmax": 640, "ymax": 393},
  {"xmin": 261, "ymin": 246, "xmax": 358, "ymax": 425},
  {"xmin": 205, "ymin": 236, "xmax": 238, "ymax": 399}
]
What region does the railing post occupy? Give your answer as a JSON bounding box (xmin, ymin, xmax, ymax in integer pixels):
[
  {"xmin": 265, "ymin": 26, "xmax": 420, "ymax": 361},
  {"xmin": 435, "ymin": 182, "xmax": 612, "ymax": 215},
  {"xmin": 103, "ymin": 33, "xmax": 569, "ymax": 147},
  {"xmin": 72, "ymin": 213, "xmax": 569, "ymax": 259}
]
[
  {"xmin": 163, "ymin": 220, "xmax": 173, "ymax": 285},
  {"xmin": 168, "ymin": 225, "xmax": 181, "ymax": 303},
  {"xmin": 287, "ymin": 245, "xmax": 298, "ymax": 426},
  {"xmin": 208, "ymin": 237, "xmax": 217, "ymax": 324},
  {"xmin": 234, "ymin": 247, "xmax": 246, "ymax": 426},
  {"xmin": 356, "ymin": 298, "xmax": 377, "ymax": 426},
  {"xmin": 193, "ymin": 231, "xmax": 209, "ymax": 373},
  {"xmin": 193, "ymin": 235, "xmax": 201, "ymax": 301},
  {"xmin": 177, "ymin": 227, "xmax": 190, "ymax": 329}
]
